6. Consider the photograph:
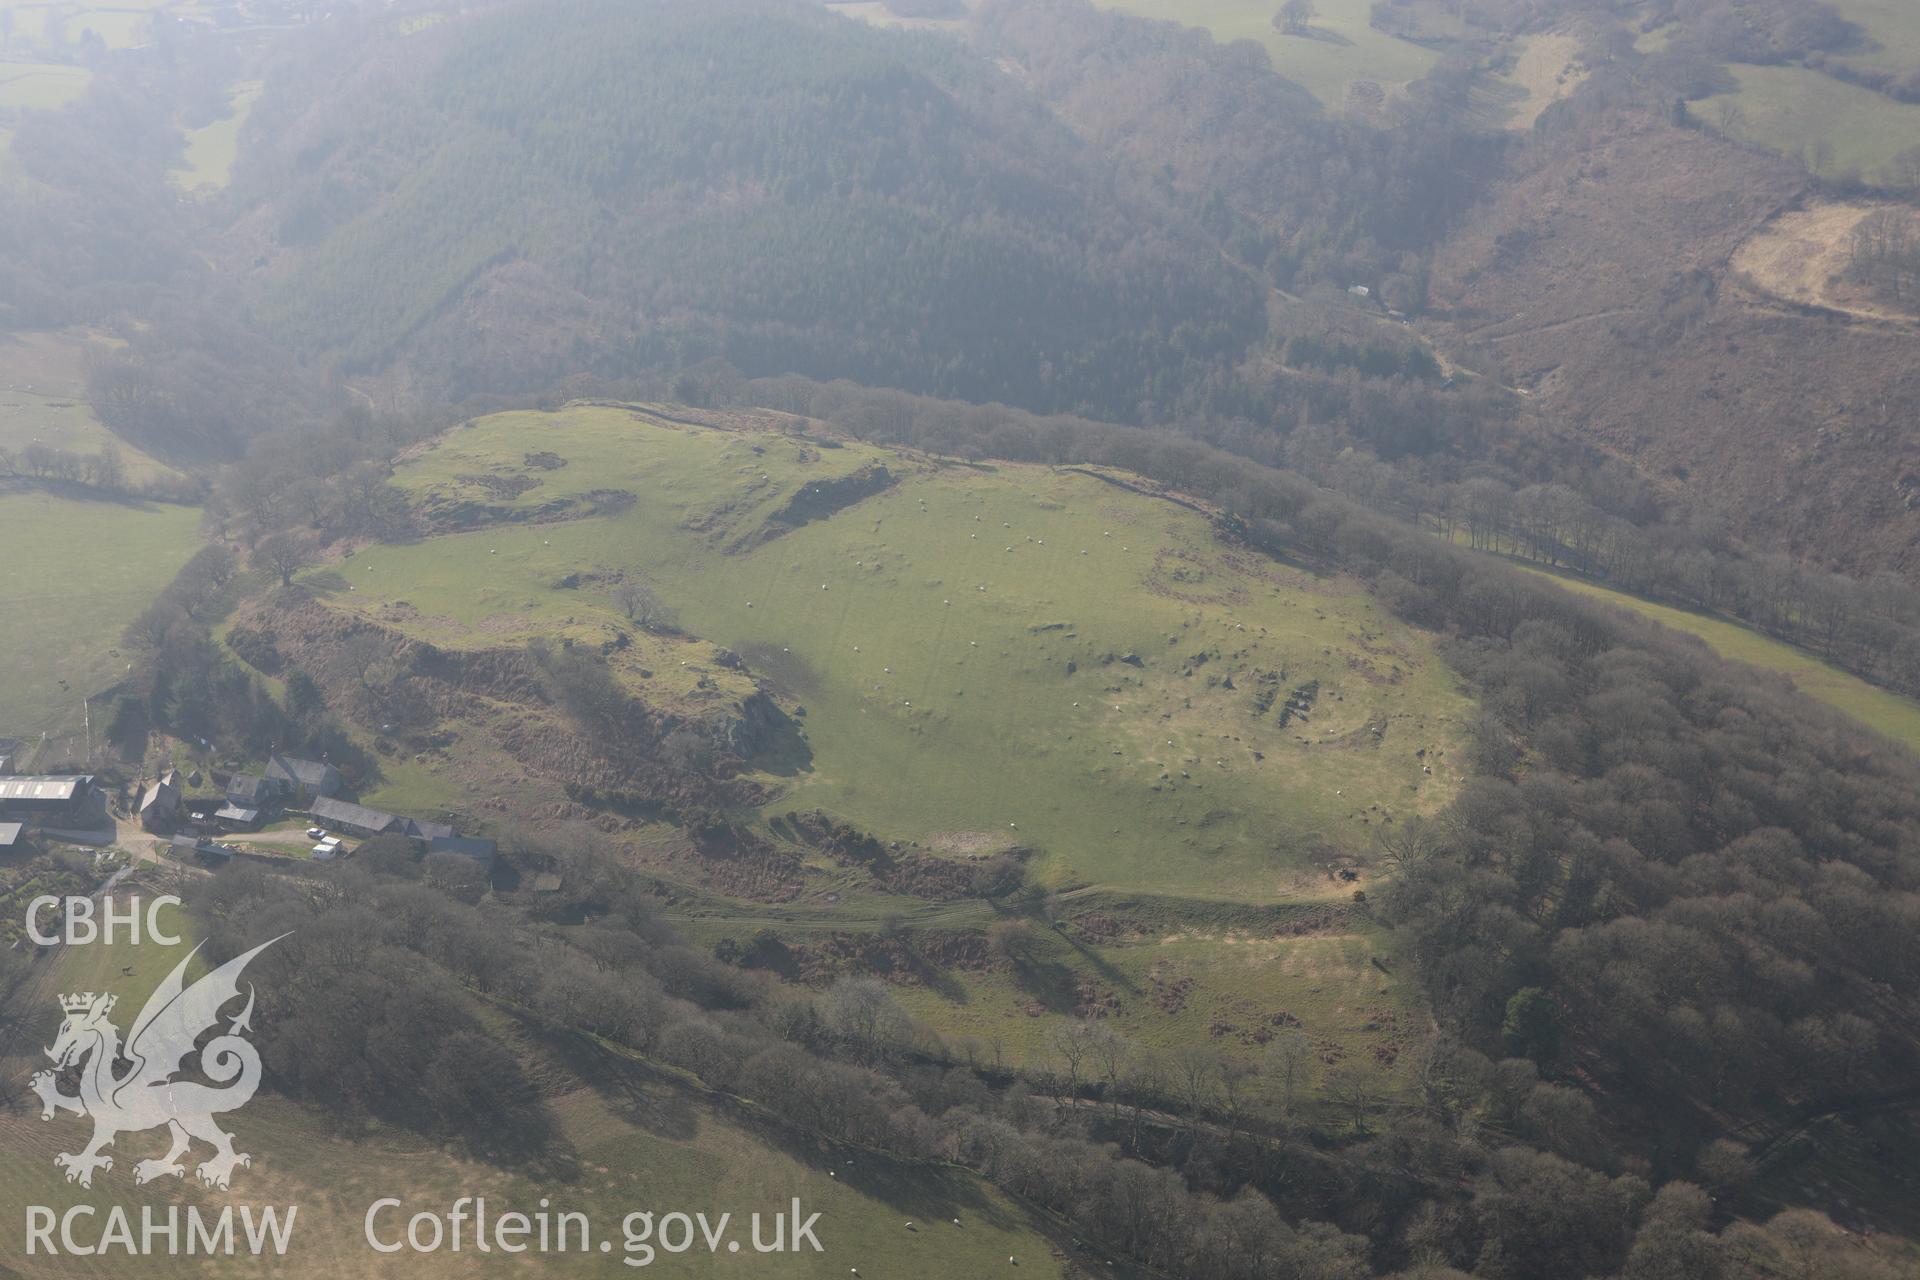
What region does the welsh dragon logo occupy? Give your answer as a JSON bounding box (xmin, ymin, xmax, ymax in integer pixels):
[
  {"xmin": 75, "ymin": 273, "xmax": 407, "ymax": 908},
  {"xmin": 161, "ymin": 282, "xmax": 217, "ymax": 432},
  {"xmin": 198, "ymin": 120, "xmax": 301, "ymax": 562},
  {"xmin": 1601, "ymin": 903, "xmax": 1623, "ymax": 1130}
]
[{"xmin": 31, "ymin": 936, "xmax": 285, "ymax": 1190}]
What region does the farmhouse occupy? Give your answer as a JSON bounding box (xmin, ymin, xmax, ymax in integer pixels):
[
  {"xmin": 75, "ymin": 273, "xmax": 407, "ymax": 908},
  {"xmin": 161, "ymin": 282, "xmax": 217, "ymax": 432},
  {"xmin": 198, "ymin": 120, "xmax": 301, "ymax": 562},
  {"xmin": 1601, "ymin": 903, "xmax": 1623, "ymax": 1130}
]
[
  {"xmin": 137, "ymin": 775, "xmax": 182, "ymax": 834},
  {"xmin": 226, "ymin": 773, "xmax": 281, "ymax": 812},
  {"xmin": 309, "ymin": 795, "xmax": 403, "ymax": 838},
  {"xmin": 0, "ymin": 774, "xmax": 95, "ymax": 821},
  {"xmin": 265, "ymin": 754, "xmax": 342, "ymax": 805}
]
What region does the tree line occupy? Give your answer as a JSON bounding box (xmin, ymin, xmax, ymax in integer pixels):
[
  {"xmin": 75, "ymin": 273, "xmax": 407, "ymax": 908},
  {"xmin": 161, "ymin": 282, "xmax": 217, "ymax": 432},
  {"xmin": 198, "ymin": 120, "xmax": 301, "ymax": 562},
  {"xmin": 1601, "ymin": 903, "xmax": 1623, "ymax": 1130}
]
[{"xmin": 165, "ymin": 812, "xmax": 1896, "ymax": 1279}]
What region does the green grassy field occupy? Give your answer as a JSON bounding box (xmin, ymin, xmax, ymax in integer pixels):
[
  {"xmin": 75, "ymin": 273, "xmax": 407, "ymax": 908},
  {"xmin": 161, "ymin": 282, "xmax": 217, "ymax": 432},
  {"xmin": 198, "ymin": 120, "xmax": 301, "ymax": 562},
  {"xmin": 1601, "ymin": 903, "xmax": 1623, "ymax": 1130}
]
[
  {"xmin": 0, "ymin": 330, "xmax": 182, "ymax": 483},
  {"xmin": 0, "ymin": 489, "xmax": 201, "ymax": 739},
  {"xmin": 0, "ymin": 896, "xmax": 1074, "ymax": 1279},
  {"xmin": 824, "ymin": 0, "xmax": 969, "ymax": 34},
  {"xmin": 1830, "ymin": 0, "xmax": 1920, "ymax": 75},
  {"xmin": 1090, "ymin": 0, "xmax": 1441, "ymax": 108},
  {"xmin": 888, "ymin": 914, "xmax": 1408, "ymax": 1088},
  {"xmin": 173, "ymin": 80, "xmax": 261, "ymax": 193},
  {"xmin": 672, "ymin": 882, "xmax": 1410, "ymax": 1094},
  {"xmin": 0, "ymin": 59, "xmax": 89, "ymax": 109},
  {"xmin": 1700, "ymin": 63, "xmax": 1920, "ymax": 176},
  {"xmin": 1516, "ymin": 564, "xmax": 1920, "ymax": 754},
  {"xmin": 325, "ymin": 405, "xmax": 1469, "ymax": 900}
]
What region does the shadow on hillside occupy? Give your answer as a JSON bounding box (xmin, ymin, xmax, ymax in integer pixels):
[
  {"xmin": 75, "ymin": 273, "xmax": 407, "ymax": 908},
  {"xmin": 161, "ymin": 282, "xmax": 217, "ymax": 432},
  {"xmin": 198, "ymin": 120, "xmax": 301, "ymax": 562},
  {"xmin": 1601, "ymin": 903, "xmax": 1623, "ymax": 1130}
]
[
  {"xmin": 745, "ymin": 1118, "xmax": 1027, "ymax": 1232},
  {"xmin": 751, "ymin": 702, "xmax": 814, "ymax": 778},
  {"xmin": 546, "ymin": 1027, "xmax": 703, "ymax": 1142},
  {"xmin": 1006, "ymin": 956, "xmax": 1082, "ymax": 1015},
  {"xmin": 459, "ymin": 1104, "xmax": 581, "ymax": 1182},
  {"xmin": 1055, "ymin": 926, "xmax": 1141, "ymax": 998}
]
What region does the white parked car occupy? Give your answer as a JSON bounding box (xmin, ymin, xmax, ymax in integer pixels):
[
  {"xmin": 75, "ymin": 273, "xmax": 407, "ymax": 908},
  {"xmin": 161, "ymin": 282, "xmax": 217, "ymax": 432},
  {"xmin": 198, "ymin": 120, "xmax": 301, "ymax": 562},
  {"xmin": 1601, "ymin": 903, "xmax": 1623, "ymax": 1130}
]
[{"xmin": 306, "ymin": 826, "xmax": 327, "ymax": 840}]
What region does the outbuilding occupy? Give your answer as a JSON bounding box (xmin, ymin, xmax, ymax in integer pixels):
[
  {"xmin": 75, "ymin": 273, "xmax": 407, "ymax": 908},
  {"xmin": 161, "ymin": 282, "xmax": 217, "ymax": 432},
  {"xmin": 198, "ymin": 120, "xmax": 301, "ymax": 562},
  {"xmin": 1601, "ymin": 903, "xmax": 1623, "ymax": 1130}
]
[
  {"xmin": 0, "ymin": 775, "xmax": 94, "ymax": 820},
  {"xmin": 310, "ymin": 795, "xmax": 403, "ymax": 839}
]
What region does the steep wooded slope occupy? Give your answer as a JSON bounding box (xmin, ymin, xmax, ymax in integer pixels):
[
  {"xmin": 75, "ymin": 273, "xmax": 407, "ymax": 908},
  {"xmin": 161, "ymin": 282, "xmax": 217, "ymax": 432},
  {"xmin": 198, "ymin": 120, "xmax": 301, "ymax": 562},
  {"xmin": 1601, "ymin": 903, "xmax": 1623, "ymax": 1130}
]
[{"xmin": 231, "ymin": 0, "xmax": 1260, "ymax": 419}]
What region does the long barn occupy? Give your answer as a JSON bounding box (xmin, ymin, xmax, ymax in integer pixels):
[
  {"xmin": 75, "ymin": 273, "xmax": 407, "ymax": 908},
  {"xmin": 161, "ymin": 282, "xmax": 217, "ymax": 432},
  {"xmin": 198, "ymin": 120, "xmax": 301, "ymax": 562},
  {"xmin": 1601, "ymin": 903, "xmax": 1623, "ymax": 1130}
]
[{"xmin": 0, "ymin": 775, "xmax": 94, "ymax": 820}]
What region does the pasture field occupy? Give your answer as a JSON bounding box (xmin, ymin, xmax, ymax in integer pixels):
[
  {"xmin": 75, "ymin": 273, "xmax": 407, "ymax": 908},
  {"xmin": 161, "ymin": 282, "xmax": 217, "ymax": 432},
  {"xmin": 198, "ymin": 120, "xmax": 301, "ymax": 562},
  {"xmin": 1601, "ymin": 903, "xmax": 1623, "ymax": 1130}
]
[
  {"xmin": 1731, "ymin": 199, "xmax": 1920, "ymax": 323},
  {"xmin": 887, "ymin": 916, "xmax": 1411, "ymax": 1095},
  {"xmin": 672, "ymin": 882, "xmax": 1415, "ymax": 1100},
  {"xmin": 324, "ymin": 404, "xmax": 1470, "ymax": 900},
  {"xmin": 1516, "ymin": 564, "xmax": 1920, "ymax": 754},
  {"xmin": 0, "ymin": 489, "xmax": 201, "ymax": 740},
  {"xmin": 1489, "ymin": 32, "xmax": 1588, "ymax": 131},
  {"xmin": 0, "ymin": 899, "xmax": 1074, "ymax": 1280},
  {"xmin": 1699, "ymin": 63, "xmax": 1920, "ymax": 177},
  {"xmin": 0, "ymin": 59, "xmax": 89, "ymax": 109},
  {"xmin": 173, "ymin": 79, "xmax": 261, "ymax": 193},
  {"xmin": 1829, "ymin": 0, "xmax": 1920, "ymax": 76},
  {"xmin": 1089, "ymin": 0, "xmax": 1441, "ymax": 109},
  {"xmin": 823, "ymin": 0, "xmax": 969, "ymax": 34},
  {"xmin": 0, "ymin": 0, "xmax": 199, "ymax": 52},
  {"xmin": 0, "ymin": 329, "xmax": 182, "ymax": 482}
]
